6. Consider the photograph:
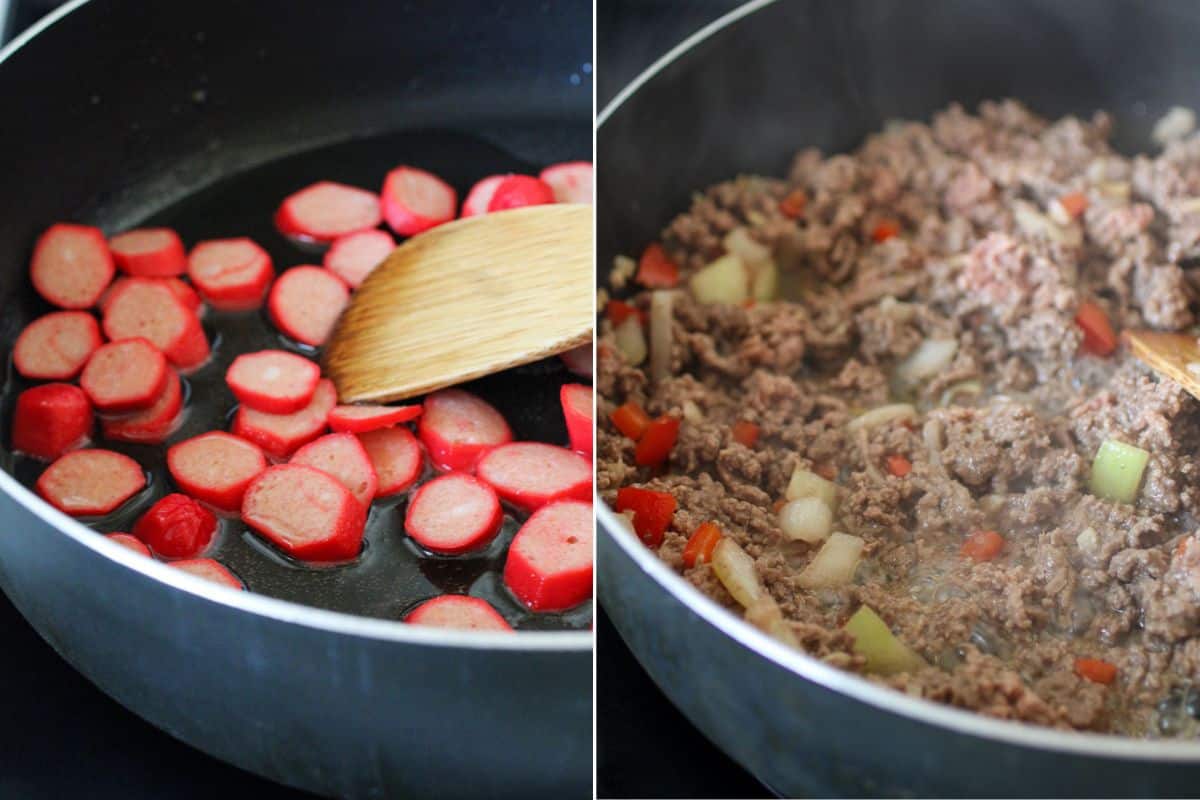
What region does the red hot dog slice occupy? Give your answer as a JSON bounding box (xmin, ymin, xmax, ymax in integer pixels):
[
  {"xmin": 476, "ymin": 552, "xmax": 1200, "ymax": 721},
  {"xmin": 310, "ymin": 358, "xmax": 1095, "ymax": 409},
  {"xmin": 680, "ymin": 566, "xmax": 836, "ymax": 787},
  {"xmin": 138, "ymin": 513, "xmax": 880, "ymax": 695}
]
[
  {"xmin": 13, "ymin": 311, "xmax": 103, "ymax": 381},
  {"xmin": 404, "ymin": 472, "xmax": 502, "ymax": 555},
  {"xmin": 242, "ymin": 464, "xmax": 366, "ymax": 562},
  {"xmin": 406, "ymin": 595, "xmax": 513, "ymax": 632},
  {"xmin": 36, "ymin": 449, "xmax": 145, "ymax": 516},
  {"xmin": 476, "ymin": 442, "xmax": 591, "ymax": 512},
  {"xmin": 30, "ymin": 223, "xmax": 115, "ymax": 309},
  {"xmin": 503, "ymin": 500, "xmax": 593, "ymax": 611}
]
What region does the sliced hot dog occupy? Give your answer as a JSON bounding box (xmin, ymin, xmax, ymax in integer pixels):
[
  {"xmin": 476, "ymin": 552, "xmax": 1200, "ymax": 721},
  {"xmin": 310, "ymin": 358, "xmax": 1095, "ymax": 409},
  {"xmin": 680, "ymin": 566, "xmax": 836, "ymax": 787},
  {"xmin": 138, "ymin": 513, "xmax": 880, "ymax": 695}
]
[
  {"xmin": 36, "ymin": 449, "xmax": 145, "ymax": 516},
  {"xmin": 30, "ymin": 223, "xmax": 114, "ymax": 309},
  {"xmin": 12, "ymin": 311, "xmax": 103, "ymax": 381},
  {"xmin": 100, "ymin": 276, "xmax": 203, "ymax": 315},
  {"xmin": 328, "ymin": 403, "xmax": 422, "ymax": 434},
  {"xmin": 80, "ymin": 338, "xmax": 168, "ymax": 413},
  {"xmin": 323, "ymin": 229, "xmax": 395, "ymax": 289},
  {"xmin": 274, "ymin": 181, "xmax": 382, "ymax": 244},
  {"xmin": 503, "ymin": 499, "xmax": 593, "ymax": 611},
  {"xmin": 460, "ymin": 174, "xmax": 508, "ymax": 217},
  {"xmin": 267, "ymin": 265, "xmax": 349, "ymax": 347},
  {"xmin": 167, "ymin": 431, "xmax": 267, "ymax": 512},
  {"xmin": 186, "ymin": 237, "xmax": 274, "ymax": 311},
  {"xmin": 231, "ymin": 377, "xmax": 335, "ymax": 459},
  {"xmin": 102, "ymin": 278, "xmax": 210, "ymax": 369},
  {"xmin": 559, "ymin": 343, "xmax": 592, "ymax": 379},
  {"xmin": 560, "ymin": 383, "xmax": 593, "ymax": 457},
  {"xmin": 226, "ymin": 349, "xmax": 320, "ymax": 413},
  {"xmin": 108, "ymin": 228, "xmax": 187, "ymax": 277},
  {"xmin": 404, "ymin": 472, "xmax": 502, "ymax": 555},
  {"xmin": 357, "ymin": 425, "xmax": 424, "ymax": 496},
  {"xmin": 132, "ymin": 492, "xmax": 218, "ymax": 559},
  {"xmin": 242, "ymin": 463, "xmax": 366, "ymax": 562},
  {"xmin": 476, "ymin": 442, "xmax": 591, "ymax": 511},
  {"xmin": 169, "ymin": 558, "xmax": 244, "ymax": 589},
  {"xmin": 101, "ymin": 369, "xmax": 183, "ymax": 444},
  {"xmin": 406, "ymin": 595, "xmax": 513, "ymax": 632},
  {"xmin": 539, "ymin": 161, "xmax": 593, "ymax": 205},
  {"xmin": 417, "ymin": 388, "xmax": 512, "ymax": 472},
  {"xmin": 291, "ymin": 433, "xmax": 378, "ymax": 507},
  {"xmin": 380, "ymin": 165, "xmax": 457, "ymax": 236},
  {"xmin": 487, "ymin": 175, "xmax": 556, "ymax": 212},
  {"xmin": 106, "ymin": 532, "xmax": 151, "ymax": 556},
  {"xmin": 12, "ymin": 383, "xmax": 93, "ymax": 460}
]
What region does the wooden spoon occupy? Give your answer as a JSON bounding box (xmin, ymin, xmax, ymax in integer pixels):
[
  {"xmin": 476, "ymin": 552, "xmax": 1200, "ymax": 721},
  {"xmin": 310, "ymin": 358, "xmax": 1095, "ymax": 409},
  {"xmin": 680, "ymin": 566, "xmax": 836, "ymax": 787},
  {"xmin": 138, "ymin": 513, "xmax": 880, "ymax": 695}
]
[
  {"xmin": 1126, "ymin": 329, "xmax": 1200, "ymax": 400},
  {"xmin": 323, "ymin": 204, "xmax": 592, "ymax": 404}
]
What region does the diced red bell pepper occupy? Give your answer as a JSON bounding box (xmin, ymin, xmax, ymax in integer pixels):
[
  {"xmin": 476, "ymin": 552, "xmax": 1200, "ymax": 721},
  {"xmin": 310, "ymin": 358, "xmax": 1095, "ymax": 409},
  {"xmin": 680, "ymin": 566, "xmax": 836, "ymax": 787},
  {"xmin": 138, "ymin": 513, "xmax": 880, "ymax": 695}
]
[
  {"xmin": 961, "ymin": 530, "xmax": 1005, "ymax": 562},
  {"xmin": 605, "ymin": 299, "xmax": 646, "ymax": 326},
  {"xmin": 871, "ymin": 219, "xmax": 901, "ymax": 243},
  {"xmin": 634, "ymin": 415, "xmax": 680, "ymax": 466},
  {"xmin": 635, "ymin": 243, "xmax": 679, "ymax": 289},
  {"xmin": 610, "ymin": 401, "xmax": 651, "ymax": 441},
  {"xmin": 1075, "ymin": 657, "xmax": 1118, "ymax": 685},
  {"xmin": 731, "ymin": 420, "xmax": 760, "ymax": 448},
  {"xmin": 1058, "ymin": 191, "xmax": 1089, "ymax": 220},
  {"xmin": 682, "ymin": 521, "xmax": 723, "ymax": 568},
  {"xmin": 615, "ymin": 486, "xmax": 676, "ymax": 548},
  {"xmin": 1075, "ymin": 300, "xmax": 1117, "ymax": 357},
  {"xmin": 886, "ymin": 454, "xmax": 912, "ymax": 477},
  {"xmin": 779, "ymin": 189, "xmax": 807, "ymax": 220}
]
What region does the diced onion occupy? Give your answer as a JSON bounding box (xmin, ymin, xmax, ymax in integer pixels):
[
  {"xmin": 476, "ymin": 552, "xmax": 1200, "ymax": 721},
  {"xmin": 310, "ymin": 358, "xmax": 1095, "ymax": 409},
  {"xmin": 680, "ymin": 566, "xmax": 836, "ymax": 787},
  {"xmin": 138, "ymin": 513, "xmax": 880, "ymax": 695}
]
[
  {"xmin": 939, "ymin": 379, "xmax": 982, "ymax": 407},
  {"xmin": 779, "ymin": 497, "xmax": 833, "ymax": 543},
  {"xmin": 681, "ymin": 400, "xmax": 704, "ymax": 423},
  {"xmin": 843, "ymin": 605, "xmax": 926, "ymax": 675},
  {"xmin": 711, "ymin": 538, "xmax": 764, "ymax": 608},
  {"xmin": 690, "ymin": 254, "xmax": 749, "ymax": 305},
  {"xmin": 847, "ymin": 403, "xmax": 916, "ymax": 433},
  {"xmin": 745, "ymin": 596, "xmax": 800, "ymax": 648},
  {"xmin": 786, "ymin": 466, "xmax": 838, "ymax": 510},
  {"xmin": 611, "ymin": 254, "xmax": 636, "ymax": 289},
  {"xmin": 1076, "ymin": 526, "xmax": 1099, "ymax": 555},
  {"xmin": 751, "ymin": 259, "xmax": 779, "ymax": 301},
  {"xmin": 894, "ymin": 339, "xmax": 958, "ymax": 388},
  {"xmin": 649, "ymin": 290, "xmax": 673, "ymax": 383},
  {"xmin": 724, "ymin": 227, "xmax": 772, "ymax": 266},
  {"xmin": 1096, "ymin": 181, "xmax": 1131, "ymax": 202},
  {"xmin": 1089, "ymin": 438, "xmax": 1149, "ymax": 504},
  {"xmin": 797, "ymin": 532, "xmax": 864, "ymax": 589},
  {"xmin": 1013, "ymin": 200, "xmax": 1082, "ymax": 247},
  {"xmin": 1153, "ymin": 106, "xmax": 1196, "ymax": 145},
  {"xmin": 613, "ymin": 316, "xmax": 647, "ymax": 365}
]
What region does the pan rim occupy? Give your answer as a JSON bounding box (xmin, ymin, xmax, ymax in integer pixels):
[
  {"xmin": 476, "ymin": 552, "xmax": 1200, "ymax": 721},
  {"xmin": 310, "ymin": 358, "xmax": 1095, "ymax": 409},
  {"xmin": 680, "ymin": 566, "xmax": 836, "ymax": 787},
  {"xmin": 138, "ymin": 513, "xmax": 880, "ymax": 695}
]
[
  {"xmin": 595, "ymin": 0, "xmax": 1200, "ymax": 761},
  {"xmin": 0, "ymin": 0, "xmax": 589, "ymax": 653}
]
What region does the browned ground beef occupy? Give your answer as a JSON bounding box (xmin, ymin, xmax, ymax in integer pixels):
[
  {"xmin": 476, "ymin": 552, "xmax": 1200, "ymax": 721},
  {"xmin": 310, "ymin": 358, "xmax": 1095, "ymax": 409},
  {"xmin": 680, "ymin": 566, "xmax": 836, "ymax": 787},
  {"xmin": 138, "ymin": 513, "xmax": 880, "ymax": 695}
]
[{"xmin": 598, "ymin": 99, "xmax": 1200, "ymax": 736}]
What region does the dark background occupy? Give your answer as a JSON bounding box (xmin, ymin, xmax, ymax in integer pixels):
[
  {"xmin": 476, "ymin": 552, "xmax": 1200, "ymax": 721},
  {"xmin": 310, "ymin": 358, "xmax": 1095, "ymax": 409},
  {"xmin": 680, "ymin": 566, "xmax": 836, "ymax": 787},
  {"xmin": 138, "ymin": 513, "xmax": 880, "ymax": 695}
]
[{"xmin": 596, "ymin": 1, "xmax": 768, "ymax": 798}]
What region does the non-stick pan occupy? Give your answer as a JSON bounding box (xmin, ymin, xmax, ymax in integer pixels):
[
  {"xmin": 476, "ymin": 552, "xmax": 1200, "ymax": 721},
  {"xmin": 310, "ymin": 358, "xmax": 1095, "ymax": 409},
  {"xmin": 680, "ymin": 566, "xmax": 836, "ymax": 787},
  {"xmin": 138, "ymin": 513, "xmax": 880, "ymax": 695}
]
[
  {"xmin": 597, "ymin": 1, "xmax": 1200, "ymax": 796},
  {"xmin": 0, "ymin": 1, "xmax": 591, "ymax": 797}
]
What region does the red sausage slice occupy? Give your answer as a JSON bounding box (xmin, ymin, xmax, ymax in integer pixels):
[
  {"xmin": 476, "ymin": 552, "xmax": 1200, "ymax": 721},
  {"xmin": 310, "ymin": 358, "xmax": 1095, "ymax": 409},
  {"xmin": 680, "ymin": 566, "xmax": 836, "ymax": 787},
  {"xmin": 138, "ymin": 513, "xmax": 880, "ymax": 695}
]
[
  {"xmin": 231, "ymin": 378, "xmax": 335, "ymax": 460},
  {"xmin": 559, "ymin": 343, "xmax": 592, "ymax": 379},
  {"xmin": 328, "ymin": 403, "xmax": 422, "ymax": 434},
  {"xmin": 102, "ymin": 370, "xmax": 183, "ymax": 444},
  {"xmin": 358, "ymin": 426, "xmax": 423, "ymax": 496},
  {"xmin": 406, "ymin": 595, "xmax": 513, "ymax": 632},
  {"xmin": 404, "ymin": 472, "xmax": 502, "ymax": 555},
  {"xmin": 226, "ymin": 349, "xmax": 320, "ymax": 414},
  {"xmin": 487, "ymin": 175, "xmax": 556, "ymax": 212},
  {"xmin": 12, "ymin": 383, "xmax": 93, "ymax": 460},
  {"xmin": 291, "ymin": 433, "xmax": 378, "ymax": 507},
  {"xmin": 476, "ymin": 442, "xmax": 591, "ymax": 511},
  {"xmin": 186, "ymin": 237, "xmax": 274, "ymax": 311},
  {"xmin": 101, "ymin": 276, "xmax": 203, "ymax": 315},
  {"xmin": 30, "ymin": 223, "xmax": 115, "ymax": 309},
  {"xmin": 242, "ymin": 463, "xmax": 366, "ymax": 562},
  {"xmin": 106, "ymin": 532, "xmax": 151, "ymax": 556},
  {"xmin": 132, "ymin": 493, "xmax": 218, "ymax": 559},
  {"xmin": 80, "ymin": 338, "xmax": 168, "ymax": 413},
  {"xmin": 274, "ymin": 181, "xmax": 382, "ymax": 244},
  {"xmin": 170, "ymin": 558, "xmax": 244, "ymax": 589},
  {"xmin": 539, "ymin": 162, "xmax": 593, "ymax": 205},
  {"xmin": 380, "ymin": 166, "xmax": 457, "ymax": 236},
  {"xmin": 102, "ymin": 278, "xmax": 210, "ymax": 369},
  {"xmin": 167, "ymin": 431, "xmax": 267, "ymax": 512},
  {"xmin": 560, "ymin": 383, "xmax": 593, "ymax": 457},
  {"xmin": 12, "ymin": 311, "xmax": 103, "ymax": 381},
  {"xmin": 323, "ymin": 229, "xmax": 395, "ymax": 289},
  {"xmin": 36, "ymin": 449, "xmax": 145, "ymax": 516},
  {"xmin": 417, "ymin": 389, "xmax": 512, "ymax": 472},
  {"xmin": 460, "ymin": 174, "xmax": 508, "ymax": 217},
  {"xmin": 503, "ymin": 499, "xmax": 593, "ymax": 611},
  {"xmin": 267, "ymin": 266, "xmax": 349, "ymax": 347},
  {"xmin": 109, "ymin": 228, "xmax": 187, "ymax": 277}
]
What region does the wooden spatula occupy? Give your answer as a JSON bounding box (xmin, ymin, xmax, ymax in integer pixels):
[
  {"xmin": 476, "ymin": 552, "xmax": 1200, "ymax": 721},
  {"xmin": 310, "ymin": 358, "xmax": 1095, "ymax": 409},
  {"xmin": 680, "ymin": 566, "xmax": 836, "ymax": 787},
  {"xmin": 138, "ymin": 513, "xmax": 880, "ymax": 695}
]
[
  {"xmin": 1126, "ymin": 329, "xmax": 1200, "ymax": 400},
  {"xmin": 323, "ymin": 203, "xmax": 592, "ymax": 404}
]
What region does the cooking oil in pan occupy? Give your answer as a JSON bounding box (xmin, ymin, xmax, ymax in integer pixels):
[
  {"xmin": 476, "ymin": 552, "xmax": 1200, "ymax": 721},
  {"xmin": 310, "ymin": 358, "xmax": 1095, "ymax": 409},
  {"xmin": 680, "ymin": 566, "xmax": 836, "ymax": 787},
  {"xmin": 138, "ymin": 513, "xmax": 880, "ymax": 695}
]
[{"xmin": 0, "ymin": 128, "xmax": 591, "ymax": 632}]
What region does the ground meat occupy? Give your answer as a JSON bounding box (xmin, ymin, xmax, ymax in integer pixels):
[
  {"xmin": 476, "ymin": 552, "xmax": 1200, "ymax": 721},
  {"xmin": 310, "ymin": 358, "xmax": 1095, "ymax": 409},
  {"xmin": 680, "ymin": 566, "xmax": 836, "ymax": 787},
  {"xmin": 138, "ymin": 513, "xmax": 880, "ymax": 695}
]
[{"xmin": 600, "ymin": 99, "xmax": 1200, "ymax": 737}]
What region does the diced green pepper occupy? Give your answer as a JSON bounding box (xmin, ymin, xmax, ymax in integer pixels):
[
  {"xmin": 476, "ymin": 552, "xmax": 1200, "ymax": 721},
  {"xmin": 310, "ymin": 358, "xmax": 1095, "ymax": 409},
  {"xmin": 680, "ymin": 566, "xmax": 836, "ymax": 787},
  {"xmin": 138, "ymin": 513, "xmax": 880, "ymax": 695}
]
[
  {"xmin": 1089, "ymin": 438, "xmax": 1149, "ymax": 504},
  {"xmin": 844, "ymin": 605, "xmax": 926, "ymax": 676}
]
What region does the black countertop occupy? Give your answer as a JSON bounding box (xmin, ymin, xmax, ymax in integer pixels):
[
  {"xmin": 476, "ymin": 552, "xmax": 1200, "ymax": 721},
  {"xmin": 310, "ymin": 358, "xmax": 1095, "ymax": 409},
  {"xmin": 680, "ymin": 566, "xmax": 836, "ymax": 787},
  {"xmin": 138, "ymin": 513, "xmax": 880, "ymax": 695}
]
[{"xmin": 596, "ymin": 2, "xmax": 768, "ymax": 798}]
